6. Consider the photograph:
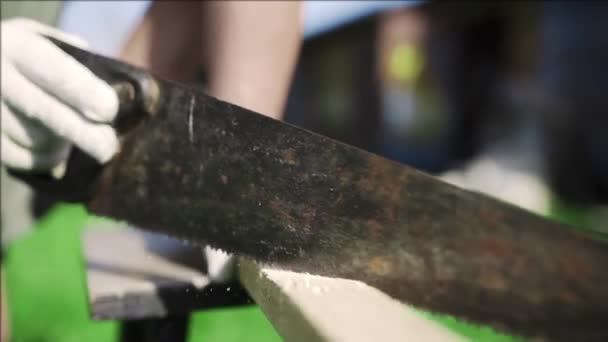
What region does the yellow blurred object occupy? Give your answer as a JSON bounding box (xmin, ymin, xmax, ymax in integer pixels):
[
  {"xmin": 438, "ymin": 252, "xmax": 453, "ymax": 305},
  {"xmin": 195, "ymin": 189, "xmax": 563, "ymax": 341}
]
[{"xmin": 388, "ymin": 44, "xmax": 424, "ymax": 83}]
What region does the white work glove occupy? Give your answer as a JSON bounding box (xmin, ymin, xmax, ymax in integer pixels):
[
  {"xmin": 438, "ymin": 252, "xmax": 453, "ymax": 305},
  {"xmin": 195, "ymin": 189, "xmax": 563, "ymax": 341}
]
[
  {"xmin": 1, "ymin": 18, "xmax": 119, "ymax": 172},
  {"xmin": 1, "ymin": 18, "xmax": 236, "ymax": 284}
]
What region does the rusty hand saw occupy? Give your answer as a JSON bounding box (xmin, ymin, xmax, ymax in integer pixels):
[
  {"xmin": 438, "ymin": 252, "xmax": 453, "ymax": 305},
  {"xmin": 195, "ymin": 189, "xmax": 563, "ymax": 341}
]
[{"xmin": 21, "ymin": 38, "xmax": 607, "ymax": 341}]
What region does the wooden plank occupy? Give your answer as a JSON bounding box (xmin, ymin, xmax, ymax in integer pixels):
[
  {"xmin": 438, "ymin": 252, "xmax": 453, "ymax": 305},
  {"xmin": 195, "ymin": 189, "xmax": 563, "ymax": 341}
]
[
  {"xmin": 82, "ymin": 224, "xmax": 248, "ymax": 320},
  {"xmin": 83, "ymin": 226, "xmax": 463, "ymax": 340},
  {"xmin": 238, "ymin": 259, "xmax": 464, "ymax": 342}
]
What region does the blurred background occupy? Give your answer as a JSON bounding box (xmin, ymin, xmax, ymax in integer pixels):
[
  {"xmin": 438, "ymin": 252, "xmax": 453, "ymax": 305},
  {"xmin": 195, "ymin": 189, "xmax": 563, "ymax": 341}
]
[
  {"xmin": 2, "ymin": 1, "xmax": 608, "ymax": 342},
  {"xmin": 287, "ymin": 1, "xmax": 608, "ymax": 227},
  {"xmin": 54, "ymin": 0, "xmax": 608, "ymax": 226}
]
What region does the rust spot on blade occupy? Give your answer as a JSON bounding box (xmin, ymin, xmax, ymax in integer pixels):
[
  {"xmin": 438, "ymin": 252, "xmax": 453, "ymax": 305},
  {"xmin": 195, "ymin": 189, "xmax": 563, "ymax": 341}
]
[
  {"xmin": 479, "ymin": 206, "xmax": 505, "ymax": 227},
  {"xmin": 367, "ymin": 256, "xmax": 393, "ymax": 276},
  {"xmin": 479, "ymin": 269, "xmax": 508, "ymax": 292},
  {"xmin": 336, "ymin": 167, "xmax": 353, "ymax": 183},
  {"xmin": 559, "ymin": 290, "xmax": 579, "ymax": 305},
  {"xmin": 280, "ymin": 148, "xmax": 298, "ymax": 166},
  {"xmin": 479, "ymin": 237, "xmax": 512, "ymax": 258},
  {"xmin": 366, "ymin": 218, "xmax": 384, "ymax": 239},
  {"xmin": 300, "ymin": 206, "xmax": 317, "ymax": 230},
  {"xmin": 559, "ymin": 250, "xmax": 592, "ymax": 281},
  {"xmin": 358, "ymin": 157, "xmax": 408, "ymax": 206},
  {"xmin": 269, "ymin": 199, "xmax": 294, "ymax": 223}
]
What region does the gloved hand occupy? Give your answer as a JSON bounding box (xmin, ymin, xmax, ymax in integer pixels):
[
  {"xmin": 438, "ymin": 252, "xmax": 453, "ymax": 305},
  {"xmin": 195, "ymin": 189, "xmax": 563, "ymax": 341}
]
[
  {"xmin": 1, "ymin": 18, "xmax": 119, "ymax": 172},
  {"xmin": 1, "ymin": 18, "xmax": 236, "ymax": 284}
]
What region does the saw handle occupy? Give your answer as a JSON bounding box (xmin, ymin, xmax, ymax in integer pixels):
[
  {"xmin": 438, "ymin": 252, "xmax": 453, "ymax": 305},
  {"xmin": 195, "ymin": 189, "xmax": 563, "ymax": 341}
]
[
  {"xmin": 8, "ymin": 38, "xmax": 161, "ymax": 202},
  {"xmin": 48, "ymin": 37, "xmax": 161, "ymax": 133}
]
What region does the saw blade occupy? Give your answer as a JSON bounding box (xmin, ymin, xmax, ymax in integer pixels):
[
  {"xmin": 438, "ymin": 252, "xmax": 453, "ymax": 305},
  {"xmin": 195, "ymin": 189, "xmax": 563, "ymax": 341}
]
[{"xmin": 54, "ymin": 39, "xmax": 608, "ymax": 341}]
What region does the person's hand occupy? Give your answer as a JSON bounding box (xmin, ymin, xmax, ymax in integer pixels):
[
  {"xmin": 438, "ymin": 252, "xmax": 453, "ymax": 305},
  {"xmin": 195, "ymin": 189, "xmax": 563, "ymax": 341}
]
[
  {"xmin": 1, "ymin": 18, "xmax": 119, "ymax": 172},
  {"xmin": 1, "ymin": 19, "xmax": 236, "ymax": 284}
]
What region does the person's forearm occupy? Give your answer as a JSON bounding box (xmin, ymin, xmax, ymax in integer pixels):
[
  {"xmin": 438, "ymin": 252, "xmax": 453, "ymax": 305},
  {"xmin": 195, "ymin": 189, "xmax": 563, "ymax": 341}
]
[
  {"xmin": 120, "ymin": 1, "xmax": 302, "ymax": 120},
  {"xmin": 120, "ymin": 1, "xmax": 203, "ymax": 83},
  {"xmin": 203, "ymin": 1, "xmax": 302, "ymax": 119}
]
